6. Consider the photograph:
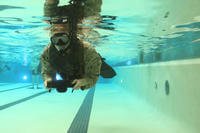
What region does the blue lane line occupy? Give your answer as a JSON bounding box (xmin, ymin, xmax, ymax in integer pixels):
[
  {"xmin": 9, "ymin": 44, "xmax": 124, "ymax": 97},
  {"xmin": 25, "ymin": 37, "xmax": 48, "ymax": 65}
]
[
  {"xmin": 67, "ymin": 87, "xmax": 95, "ymax": 133},
  {"xmin": 0, "ymin": 91, "xmax": 48, "ymax": 111},
  {"xmin": 0, "ymin": 85, "xmax": 32, "ymax": 93}
]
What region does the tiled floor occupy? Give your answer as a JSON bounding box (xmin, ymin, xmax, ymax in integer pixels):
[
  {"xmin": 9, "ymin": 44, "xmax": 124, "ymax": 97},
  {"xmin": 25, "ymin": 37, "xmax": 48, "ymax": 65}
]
[{"xmin": 0, "ymin": 83, "xmax": 197, "ymax": 133}]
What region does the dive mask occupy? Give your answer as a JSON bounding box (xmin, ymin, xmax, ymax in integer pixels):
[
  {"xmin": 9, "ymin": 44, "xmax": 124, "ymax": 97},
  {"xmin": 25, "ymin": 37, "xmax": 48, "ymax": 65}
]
[
  {"xmin": 47, "ymin": 17, "xmax": 68, "ymax": 24},
  {"xmin": 51, "ymin": 33, "xmax": 70, "ymax": 46}
]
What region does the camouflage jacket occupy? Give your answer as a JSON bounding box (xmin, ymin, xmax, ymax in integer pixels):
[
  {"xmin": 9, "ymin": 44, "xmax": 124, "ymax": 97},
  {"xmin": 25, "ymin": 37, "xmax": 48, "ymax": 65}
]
[
  {"xmin": 44, "ymin": 0, "xmax": 102, "ymax": 17},
  {"xmin": 40, "ymin": 42, "xmax": 102, "ymax": 89}
]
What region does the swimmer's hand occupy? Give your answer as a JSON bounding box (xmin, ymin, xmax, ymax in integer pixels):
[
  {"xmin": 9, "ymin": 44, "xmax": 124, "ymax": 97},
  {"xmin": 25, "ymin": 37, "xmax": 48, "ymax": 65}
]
[
  {"xmin": 44, "ymin": 78, "xmax": 52, "ymax": 90},
  {"xmin": 72, "ymin": 79, "xmax": 88, "ymax": 90}
]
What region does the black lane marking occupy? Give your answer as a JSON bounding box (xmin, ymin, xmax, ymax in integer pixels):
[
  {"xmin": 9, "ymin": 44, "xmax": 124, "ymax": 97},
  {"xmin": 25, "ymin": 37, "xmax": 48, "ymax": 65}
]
[
  {"xmin": 0, "ymin": 85, "xmax": 32, "ymax": 93},
  {"xmin": 67, "ymin": 87, "xmax": 95, "ymax": 133},
  {"xmin": 0, "ymin": 91, "xmax": 48, "ymax": 110}
]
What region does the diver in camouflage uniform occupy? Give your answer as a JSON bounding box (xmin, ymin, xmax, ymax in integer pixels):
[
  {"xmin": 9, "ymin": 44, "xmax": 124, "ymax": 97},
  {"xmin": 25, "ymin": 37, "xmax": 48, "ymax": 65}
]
[
  {"xmin": 41, "ymin": 24, "xmax": 102, "ymax": 90},
  {"xmin": 41, "ymin": 0, "xmax": 103, "ymax": 90},
  {"xmin": 41, "ymin": 0, "xmax": 115, "ymax": 91}
]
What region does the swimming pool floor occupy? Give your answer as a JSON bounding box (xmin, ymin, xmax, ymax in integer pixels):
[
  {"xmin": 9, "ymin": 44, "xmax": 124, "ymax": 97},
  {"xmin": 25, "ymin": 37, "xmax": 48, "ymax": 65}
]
[{"xmin": 0, "ymin": 83, "xmax": 197, "ymax": 133}]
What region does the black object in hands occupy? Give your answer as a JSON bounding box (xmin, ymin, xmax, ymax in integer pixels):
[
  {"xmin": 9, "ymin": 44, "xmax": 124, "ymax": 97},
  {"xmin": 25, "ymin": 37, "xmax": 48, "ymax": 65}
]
[{"xmin": 46, "ymin": 80, "xmax": 74, "ymax": 93}]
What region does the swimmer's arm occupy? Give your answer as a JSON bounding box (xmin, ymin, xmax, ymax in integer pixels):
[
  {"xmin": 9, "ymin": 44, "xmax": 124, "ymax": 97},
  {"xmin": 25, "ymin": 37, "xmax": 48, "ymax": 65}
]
[
  {"xmin": 40, "ymin": 46, "xmax": 56, "ymax": 87},
  {"xmin": 80, "ymin": 46, "xmax": 102, "ymax": 89}
]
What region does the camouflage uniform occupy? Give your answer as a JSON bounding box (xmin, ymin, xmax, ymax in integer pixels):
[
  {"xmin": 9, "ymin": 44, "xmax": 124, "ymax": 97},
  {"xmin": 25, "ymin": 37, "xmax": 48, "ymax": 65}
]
[
  {"xmin": 41, "ymin": 41, "xmax": 102, "ymax": 89},
  {"xmin": 41, "ymin": 0, "xmax": 103, "ymax": 89}
]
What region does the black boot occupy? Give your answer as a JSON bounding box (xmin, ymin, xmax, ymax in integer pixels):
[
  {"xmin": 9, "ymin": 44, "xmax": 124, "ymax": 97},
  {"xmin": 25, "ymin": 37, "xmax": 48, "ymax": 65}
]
[{"xmin": 99, "ymin": 56, "xmax": 116, "ymax": 78}]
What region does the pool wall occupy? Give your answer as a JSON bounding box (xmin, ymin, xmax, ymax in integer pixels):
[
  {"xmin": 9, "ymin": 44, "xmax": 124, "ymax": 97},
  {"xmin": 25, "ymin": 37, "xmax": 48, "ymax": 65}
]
[{"xmin": 113, "ymin": 58, "xmax": 200, "ymax": 130}]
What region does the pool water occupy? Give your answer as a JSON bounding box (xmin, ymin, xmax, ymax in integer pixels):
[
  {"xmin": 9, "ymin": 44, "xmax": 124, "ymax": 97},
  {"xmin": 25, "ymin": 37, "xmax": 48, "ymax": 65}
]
[{"xmin": 0, "ymin": 0, "xmax": 200, "ymax": 133}]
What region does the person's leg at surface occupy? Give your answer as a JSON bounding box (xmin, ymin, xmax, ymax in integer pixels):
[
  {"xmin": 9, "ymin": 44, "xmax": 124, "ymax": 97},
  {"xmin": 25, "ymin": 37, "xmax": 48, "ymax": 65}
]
[
  {"xmin": 35, "ymin": 74, "xmax": 38, "ymax": 89},
  {"xmin": 36, "ymin": 74, "xmax": 40, "ymax": 89},
  {"xmin": 32, "ymin": 74, "xmax": 35, "ymax": 89}
]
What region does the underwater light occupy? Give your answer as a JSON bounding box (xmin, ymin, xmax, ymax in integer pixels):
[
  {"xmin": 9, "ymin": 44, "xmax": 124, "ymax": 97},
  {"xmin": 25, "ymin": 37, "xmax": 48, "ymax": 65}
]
[
  {"xmin": 126, "ymin": 60, "xmax": 132, "ymax": 65},
  {"xmin": 23, "ymin": 75, "xmax": 27, "ymax": 80}
]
